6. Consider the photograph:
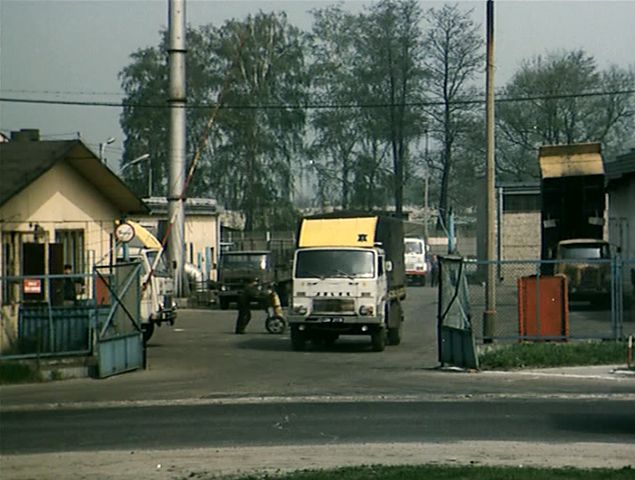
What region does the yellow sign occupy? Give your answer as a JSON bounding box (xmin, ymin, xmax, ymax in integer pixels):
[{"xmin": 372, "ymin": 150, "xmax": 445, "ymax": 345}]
[{"xmin": 299, "ymin": 217, "xmax": 378, "ymax": 248}]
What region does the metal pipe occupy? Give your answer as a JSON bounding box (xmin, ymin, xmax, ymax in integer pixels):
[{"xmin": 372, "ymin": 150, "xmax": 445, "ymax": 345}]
[{"xmin": 167, "ymin": 0, "xmax": 187, "ymax": 297}]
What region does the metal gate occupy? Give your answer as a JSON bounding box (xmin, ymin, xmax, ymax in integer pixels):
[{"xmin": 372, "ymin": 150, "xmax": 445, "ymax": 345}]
[
  {"xmin": 437, "ymin": 256, "xmax": 479, "ymax": 370},
  {"xmin": 94, "ymin": 262, "xmax": 144, "ymax": 378}
]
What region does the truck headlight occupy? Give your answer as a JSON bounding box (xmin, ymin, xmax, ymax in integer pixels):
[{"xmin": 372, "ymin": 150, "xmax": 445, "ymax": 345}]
[
  {"xmin": 359, "ymin": 305, "xmax": 374, "ymax": 316},
  {"xmin": 293, "ymin": 305, "xmax": 308, "ymax": 315},
  {"xmin": 220, "ymin": 285, "xmax": 227, "ymax": 292}
]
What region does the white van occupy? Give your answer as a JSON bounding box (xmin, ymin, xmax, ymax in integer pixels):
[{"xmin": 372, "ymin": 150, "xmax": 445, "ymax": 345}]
[{"xmin": 404, "ymin": 237, "xmax": 428, "ymax": 286}]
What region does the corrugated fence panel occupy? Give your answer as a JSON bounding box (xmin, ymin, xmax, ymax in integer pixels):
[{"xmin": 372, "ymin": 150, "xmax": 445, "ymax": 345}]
[{"xmin": 18, "ymin": 305, "xmax": 92, "ymax": 355}]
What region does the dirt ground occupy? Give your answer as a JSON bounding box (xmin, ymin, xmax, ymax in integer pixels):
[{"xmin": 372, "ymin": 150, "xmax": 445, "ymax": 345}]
[{"xmin": 3, "ymin": 441, "xmax": 635, "ymax": 480}]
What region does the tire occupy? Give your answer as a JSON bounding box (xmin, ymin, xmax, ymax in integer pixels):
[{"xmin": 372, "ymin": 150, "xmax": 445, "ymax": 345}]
[
  {"xmin": 371, "ymin": 327, "xmax": 386, "ymax": 352},
  {"xmin": 265, "ymin": 315, "xmax": 286, "ymax": 334},
  {"xmin": 290, "ymin": 326, "xmax": 306, "ymax": 351},
  {"xmin": 387, "ymin": 325, "xmax": 401, "ymax": 346},
  {"xmin": 142, "ymin": 322, "xmax": 155, "ymax": 343}
]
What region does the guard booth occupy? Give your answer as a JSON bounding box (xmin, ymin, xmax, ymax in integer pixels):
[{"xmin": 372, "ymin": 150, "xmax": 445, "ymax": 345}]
[{"xmin": 437, "ymin": 256, "xmax": 479, "ymax": 370}]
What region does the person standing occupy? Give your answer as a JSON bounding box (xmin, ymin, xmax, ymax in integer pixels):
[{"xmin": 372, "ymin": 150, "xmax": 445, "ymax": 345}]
[
  {"xmin": 430, "ymin": 255, "xmax": 439, "ymax": 287},
  {"xmin": 234, "ymin": 278, "xmax": 262, "ymax": 334},
  {"xmin": 63, "ymin": 264, "xmax": 84, "ymax": 306}
]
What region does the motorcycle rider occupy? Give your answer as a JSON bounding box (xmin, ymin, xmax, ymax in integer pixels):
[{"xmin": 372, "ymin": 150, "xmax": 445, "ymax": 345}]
[{"xmin": 234, "ymin": 277, "xmax": 263, "ymax": 334}]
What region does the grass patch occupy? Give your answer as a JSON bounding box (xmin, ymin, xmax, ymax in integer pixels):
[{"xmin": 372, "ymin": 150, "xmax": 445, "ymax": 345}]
[
  {"xmin": 0, "ymin": 361, "xmax": 43, "ymax": 385},
  {"xmin": 478, "ymin": 341, "xmax": 627, "ymax": 370},
  {"xmin": 230, "ymin": 465, "xmax": 634, "ymax": 480}
]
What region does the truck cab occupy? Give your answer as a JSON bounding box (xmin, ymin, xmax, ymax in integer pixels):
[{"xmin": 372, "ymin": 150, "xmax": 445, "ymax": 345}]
[
  {"xmin": 217, "ymin": 251, "xmax": 270, "ymax": 309},
  {"xmin": 287, "ymin": 214, "xmax": 405, "ymax": 352},
  {"xmin": 555, "ymin": 239, "xmax": 611, "ymax": 306},
  {"xmin": 404, "ymin": 237, "xmax": 428, "ymax": 285}
]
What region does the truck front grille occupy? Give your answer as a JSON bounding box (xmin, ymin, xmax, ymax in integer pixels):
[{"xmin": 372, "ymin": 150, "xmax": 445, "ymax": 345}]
[{"xmin": 312, "ymin": 298, "xmax": 355, "ymax": 314}]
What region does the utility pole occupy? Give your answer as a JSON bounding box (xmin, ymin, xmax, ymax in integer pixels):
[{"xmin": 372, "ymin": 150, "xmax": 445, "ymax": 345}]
[
  {"xmin": 424, "ymin": 128, "xmax": 430, "ymax": 240},
  {"xmin": 483, "ymin": 0, "xmax": 497, "ymax": 341},
  {"xmin": 167, "ymin": 0, "xmax": 187, "ymax": 297}
]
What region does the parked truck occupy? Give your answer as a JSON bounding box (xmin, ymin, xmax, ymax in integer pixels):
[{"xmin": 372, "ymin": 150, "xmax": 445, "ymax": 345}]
[
  {"xmin": 539, "ymin": 143, "xmax": 610, "ymax": 304},
  {"xmin": 404, "ymin": 237, "xmax": 429, "ymax": 286},
  {"xmin": 116, "ymin": 221, "xmax": 177, "ymax": 342},
  {"xmin": 287, "ymin": 212, "xmax": 406, "ymax": 352},
  {"xmin": 217, "ymin": 248, "xmax": 293, "ymax": 309}
]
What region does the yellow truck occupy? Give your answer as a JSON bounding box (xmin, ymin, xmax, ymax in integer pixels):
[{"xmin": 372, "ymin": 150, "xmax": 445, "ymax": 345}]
[
  {"xmin": 287, "ymin": 213, "xmax": 406, "ymax": 352},
  {"xmin": 539, "ymin": 143, "xmax": 610, "ymax": 306}
]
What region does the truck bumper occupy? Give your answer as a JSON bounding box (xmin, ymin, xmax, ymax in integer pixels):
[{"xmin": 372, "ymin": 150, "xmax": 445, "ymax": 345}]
[
  {"xmin": 288, "ymin": 314, "xmax": 383, "ymax": 335},
  {"xmin": 151, "ymin": 307, "xmax": 177, "ymax": 326}
]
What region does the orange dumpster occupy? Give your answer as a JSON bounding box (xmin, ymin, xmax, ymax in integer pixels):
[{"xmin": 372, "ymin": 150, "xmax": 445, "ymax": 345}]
[{"xmin": 518, "ymin": 275, "xmax": 569, "ymax": 341}]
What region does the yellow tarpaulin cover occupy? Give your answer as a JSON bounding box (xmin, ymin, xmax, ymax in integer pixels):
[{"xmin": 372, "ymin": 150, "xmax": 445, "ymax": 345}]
[
  {"xmin": 298, "ymin": 217, "xmax": 378, "ymax": 248},
  {"xmin": 539, "ymin": 143, "xmax": 604, "ymax": 178},
  {"xmin": 128, "ymin": 220, "xmax": 162, "ymax": 250}
]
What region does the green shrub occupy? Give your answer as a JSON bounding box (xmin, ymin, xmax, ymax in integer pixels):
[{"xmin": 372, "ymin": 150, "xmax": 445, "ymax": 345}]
[
  {"xmin": 478, "ymin": 341, "xmax": 627, "ymax": 370},
  {"xmin": 0, "ymin": 361, "xmax": 43, "ymax": 384}
]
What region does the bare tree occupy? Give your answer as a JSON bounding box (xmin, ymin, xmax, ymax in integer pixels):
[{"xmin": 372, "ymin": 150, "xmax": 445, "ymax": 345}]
[{"xmin": 422, "ymin": 4, "xmax": 484, "ymax": 228}]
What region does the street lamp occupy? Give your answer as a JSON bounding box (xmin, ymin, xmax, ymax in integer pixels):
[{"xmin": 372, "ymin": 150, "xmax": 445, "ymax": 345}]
[
  {"xmin": 99, "ymin": 137, "xmax": 116, "ymax": 163},
  {"xmin": 121, "ymin": 154, "xmax": 152, "ymax": 197}
]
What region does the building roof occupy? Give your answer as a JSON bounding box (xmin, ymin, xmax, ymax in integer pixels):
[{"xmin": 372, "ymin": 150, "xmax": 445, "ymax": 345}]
[
  {"xmin": 605, "ymin": 148, "xmax": 635, "ymax": 184},
  {"xmin": 496, "ymin": 181, "xmax": 540, "ymax": 195},
  {"xmin": 0, "ymin": 137, "xmax": 148, "ymax": 214}
]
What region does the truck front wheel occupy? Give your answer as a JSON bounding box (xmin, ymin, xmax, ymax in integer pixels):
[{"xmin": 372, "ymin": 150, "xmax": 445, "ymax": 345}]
[
  {"xmin": 371, "ymin": 327, "xmax": 386, "ymax": 352},
  {"xmin": 290, "ymin": 326, "xmax": 306, "ymax": 351}
]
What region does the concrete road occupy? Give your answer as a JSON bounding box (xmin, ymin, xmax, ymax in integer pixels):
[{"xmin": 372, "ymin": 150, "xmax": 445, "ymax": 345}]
[
  {"xmin": 2, "ymin": 398, "xmax": 634, "ymax": 455},
  {"xmin": 2, "ymin": 286, "xmax": 634, "ymax": 479},
  {"xmin": 1, "ymin": 287, "xmax": 633, "ymax": 409}
]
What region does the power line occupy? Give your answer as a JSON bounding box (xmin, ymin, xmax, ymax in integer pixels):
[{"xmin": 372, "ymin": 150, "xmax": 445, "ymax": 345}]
[{"xmin": 0, "ymin": 89, "xmax": 633, "ymax": 110}]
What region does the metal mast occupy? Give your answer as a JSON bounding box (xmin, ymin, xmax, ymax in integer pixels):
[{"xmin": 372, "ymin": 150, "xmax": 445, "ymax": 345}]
[{"xmin": 167, "ymin": 0, "xmax": 187, "ymax": 296}]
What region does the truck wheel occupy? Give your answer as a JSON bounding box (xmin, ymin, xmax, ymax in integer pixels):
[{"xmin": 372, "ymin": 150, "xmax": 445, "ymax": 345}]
[
  {"xmin": 371, "ymin": 328, "xmax": 386, "ymax": 352},
  {"xmin": 219, "ymin": 298, "xmax": 229, "ymax": 310},
  {"xmin": 387, "ymin": 326, "xmax": 401, "ymax": 346},
  {"xmin": 142, "ymin": 323, "xmax": 155, "ymax": 343},
  {"xmin": 290, "ymin": 326, "xmax": 306, "ymax": 351}
]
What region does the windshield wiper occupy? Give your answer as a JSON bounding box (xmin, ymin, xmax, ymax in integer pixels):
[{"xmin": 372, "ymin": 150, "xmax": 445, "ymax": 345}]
[
  {"xmin": 302, "ymin": 270, "xmax": 326, "ymax": 280},
  {"xmin": 334, "ymin": 269, "xmax": 356, "ymax": 280}
]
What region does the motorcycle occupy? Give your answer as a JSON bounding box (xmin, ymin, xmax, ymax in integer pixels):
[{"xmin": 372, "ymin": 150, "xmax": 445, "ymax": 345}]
[{"xmin": 263, "ymin": 284, "xmax": 286, "ymax": 334}]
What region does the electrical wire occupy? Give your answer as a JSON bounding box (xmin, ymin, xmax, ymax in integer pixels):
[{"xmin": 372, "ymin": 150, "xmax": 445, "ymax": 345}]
[{"xmin": 1, "ymin": 89, "xmax": 633, "ymax": 110}]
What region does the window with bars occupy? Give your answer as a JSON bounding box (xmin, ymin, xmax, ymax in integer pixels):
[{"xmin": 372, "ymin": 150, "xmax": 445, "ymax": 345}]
[{"xmin": 55, "ymin": 229, "xmax": 85, "ymax": 273}]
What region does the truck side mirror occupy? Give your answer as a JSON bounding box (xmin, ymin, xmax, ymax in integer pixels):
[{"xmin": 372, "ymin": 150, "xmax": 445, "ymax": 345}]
[{"xmin": 385, "ymin": 261, "xmax": 393, "ymax": 272}]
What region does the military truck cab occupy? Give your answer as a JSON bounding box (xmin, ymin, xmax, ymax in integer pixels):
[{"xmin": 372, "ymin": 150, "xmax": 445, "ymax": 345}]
[{"xmin": 555, "ymin": 239, "xmax": 611, "ymax": 306}]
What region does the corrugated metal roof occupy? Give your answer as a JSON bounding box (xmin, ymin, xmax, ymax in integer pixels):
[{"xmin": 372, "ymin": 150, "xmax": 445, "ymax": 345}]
[
  {"xmin": 0, "ymin": 139, "xmax": 147, "ymax": 214},
  {"xmin": 539, "ymin": 143, "xmax": 604, "ymax": 178},
  {"xmin": 605, "ymin": 149, "xmax": 635, "ymax": 183}
]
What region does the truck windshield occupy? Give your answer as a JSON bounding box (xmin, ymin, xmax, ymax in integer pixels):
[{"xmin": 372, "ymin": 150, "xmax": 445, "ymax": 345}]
[
  {"xmin": 146, "ymin": 251, "xmax": 170, "ymax": 275},
  {"xmin": 405, "ymin": 241, "xmax": 423, "ymax": 254},
  {"xmin": 560, "ymin": 244, "xmax": 609, "ymax": 260},
  {"xmin": 295, "ymin": 250, "xmax": 375, "ymax": 279},
  {"xmin": 221, "ymin": 254, "xmax": 268, "ymax": 271}
]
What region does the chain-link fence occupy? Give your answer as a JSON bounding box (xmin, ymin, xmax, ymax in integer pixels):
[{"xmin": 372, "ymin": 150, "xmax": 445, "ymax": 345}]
[{"xmin": 462, "ymin": 257, "xmax": 635, "ymax": 343}]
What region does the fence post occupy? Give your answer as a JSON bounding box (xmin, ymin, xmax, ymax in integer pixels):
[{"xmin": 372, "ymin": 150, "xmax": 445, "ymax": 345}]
[{"xmin": 613, "ymin": 255, "xmax": 623, "ymax": 340}]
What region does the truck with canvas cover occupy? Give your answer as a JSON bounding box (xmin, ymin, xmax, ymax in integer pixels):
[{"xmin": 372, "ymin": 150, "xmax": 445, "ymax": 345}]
[
  {"xmin": 539, "ymin": 143, "xmax": 609, "ymax": 304},
  {"xmin": 288, "ymin": 212, "xmax": 406, "ymax": 352},
  {"xmin": 116, "ymin": 221, "xmax": 176, "ymax": 342}
]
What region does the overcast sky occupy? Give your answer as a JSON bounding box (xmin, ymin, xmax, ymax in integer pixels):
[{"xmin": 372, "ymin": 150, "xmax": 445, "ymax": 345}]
[{"xmin": 1, "ymin": 0, "xmax": 634, "ymax": 169}]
